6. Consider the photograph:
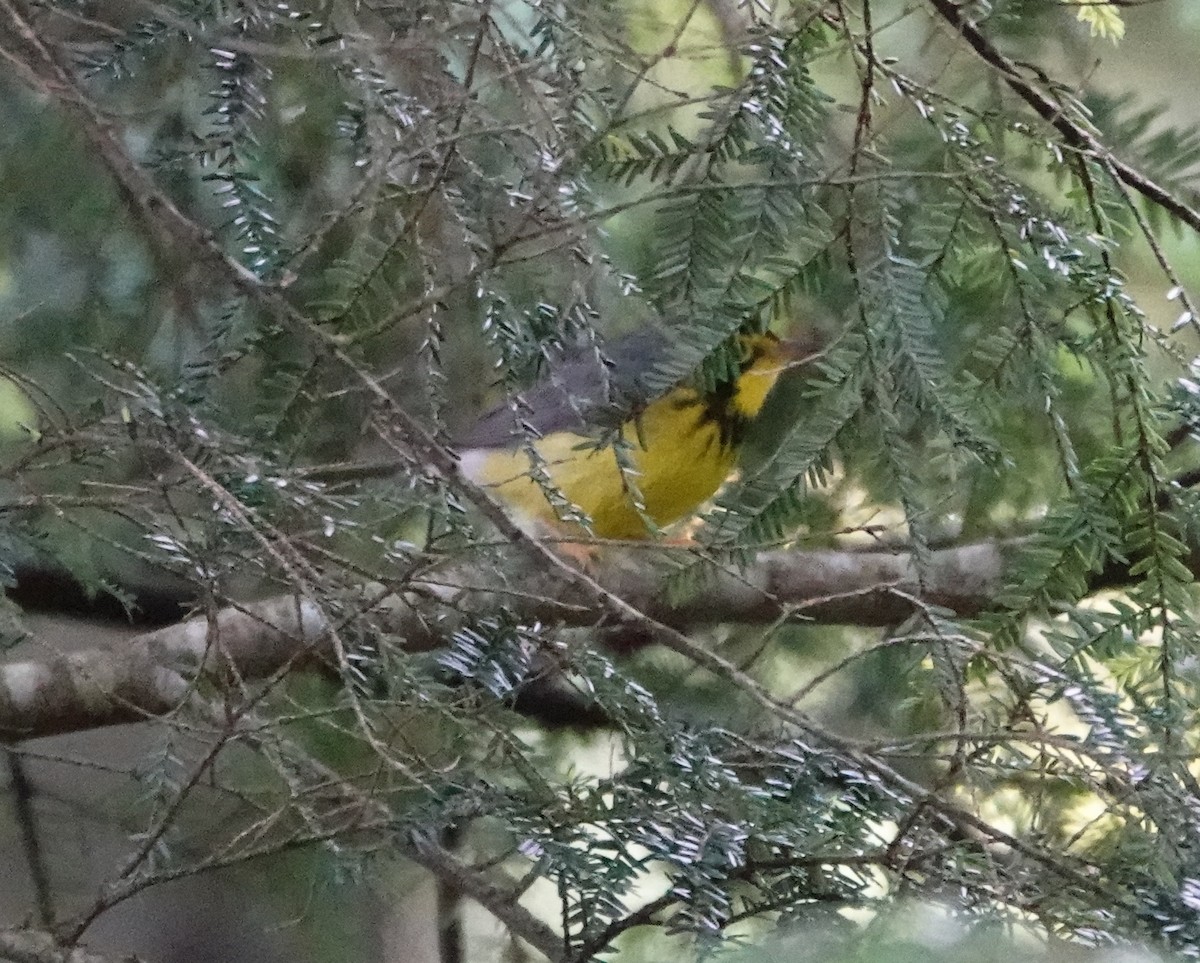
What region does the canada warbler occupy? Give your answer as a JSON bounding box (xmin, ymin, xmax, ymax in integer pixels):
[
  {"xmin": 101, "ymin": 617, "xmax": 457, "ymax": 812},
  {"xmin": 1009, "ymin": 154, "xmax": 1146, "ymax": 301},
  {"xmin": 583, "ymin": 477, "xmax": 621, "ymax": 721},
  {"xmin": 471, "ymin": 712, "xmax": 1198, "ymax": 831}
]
[{"xmin": 458, "ymin": 329, "xmax": 813, "ymax": 540}]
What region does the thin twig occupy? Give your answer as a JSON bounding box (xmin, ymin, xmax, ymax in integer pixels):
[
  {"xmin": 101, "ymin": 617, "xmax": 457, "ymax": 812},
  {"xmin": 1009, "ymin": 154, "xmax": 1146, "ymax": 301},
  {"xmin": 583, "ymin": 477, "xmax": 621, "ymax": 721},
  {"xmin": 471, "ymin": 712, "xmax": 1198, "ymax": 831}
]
[{"xmin": 6, "ymin": 750, "xmax": 55, "ymax": 927}]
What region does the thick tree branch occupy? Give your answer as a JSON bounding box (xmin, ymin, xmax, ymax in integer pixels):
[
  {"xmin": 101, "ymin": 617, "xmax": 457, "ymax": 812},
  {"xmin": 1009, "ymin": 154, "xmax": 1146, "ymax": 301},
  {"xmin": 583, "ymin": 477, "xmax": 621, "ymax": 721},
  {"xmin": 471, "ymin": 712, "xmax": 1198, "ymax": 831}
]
[
  {"xmin": 0, "ymin": 543, "xmax": 1129, "ymax": 908},
  {"xmin": 0, "ymin": 595, "xmax": 329, "ymax": 739},
  {"xmin": 0, "ymin": 538, "xmax": 1010, "ymax": 742}
]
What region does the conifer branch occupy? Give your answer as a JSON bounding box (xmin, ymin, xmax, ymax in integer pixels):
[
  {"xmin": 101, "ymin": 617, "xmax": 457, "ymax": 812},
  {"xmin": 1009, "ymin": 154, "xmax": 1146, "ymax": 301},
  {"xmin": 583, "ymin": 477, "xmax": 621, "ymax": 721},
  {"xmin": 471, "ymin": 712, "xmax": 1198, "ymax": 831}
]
[
  {"xmin": 4, "ymin": 0, "xmax": 1200, "ymax": 952},
  {"xmin": 0, "ymin": 537, "xmax": 1040, "ymax": 741},
  {"xmin": 926, "ymin": 0, "xmax": 1200, "ymax": 233}
]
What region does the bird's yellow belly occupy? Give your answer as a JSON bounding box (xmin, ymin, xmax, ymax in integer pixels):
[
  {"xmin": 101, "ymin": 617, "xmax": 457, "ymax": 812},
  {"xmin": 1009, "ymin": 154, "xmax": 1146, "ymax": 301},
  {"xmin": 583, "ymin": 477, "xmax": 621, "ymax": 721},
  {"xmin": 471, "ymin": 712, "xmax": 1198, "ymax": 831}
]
[{"xmin": 460, "ymin": 394, "xmax": 736, "ymax": 540}]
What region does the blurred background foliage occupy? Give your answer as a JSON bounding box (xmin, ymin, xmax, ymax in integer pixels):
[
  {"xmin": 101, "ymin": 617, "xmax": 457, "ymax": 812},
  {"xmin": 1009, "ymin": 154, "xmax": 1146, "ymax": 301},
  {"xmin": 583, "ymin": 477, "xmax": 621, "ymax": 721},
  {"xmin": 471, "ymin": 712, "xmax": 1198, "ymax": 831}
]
[{"xmin": 5, "ymin": 0, "xmax": 1200, "ymax": 961}]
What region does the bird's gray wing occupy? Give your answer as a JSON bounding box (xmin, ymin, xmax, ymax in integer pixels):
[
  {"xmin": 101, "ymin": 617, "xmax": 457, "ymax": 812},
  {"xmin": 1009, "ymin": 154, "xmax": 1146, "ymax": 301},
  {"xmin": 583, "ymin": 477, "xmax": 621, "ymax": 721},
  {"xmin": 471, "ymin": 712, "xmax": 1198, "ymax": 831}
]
[{"xmin": 455, "ymin": 330, "xmax": 671, "ymax": 450}]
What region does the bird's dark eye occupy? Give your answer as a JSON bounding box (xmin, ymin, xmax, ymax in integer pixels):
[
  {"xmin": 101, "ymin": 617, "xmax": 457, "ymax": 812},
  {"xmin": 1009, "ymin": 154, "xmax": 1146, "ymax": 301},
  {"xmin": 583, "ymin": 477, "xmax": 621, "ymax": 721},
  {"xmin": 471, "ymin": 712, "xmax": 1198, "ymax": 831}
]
[{"xmin": 738, "ymin": 337, "xmax": 766, "ymax": 371}]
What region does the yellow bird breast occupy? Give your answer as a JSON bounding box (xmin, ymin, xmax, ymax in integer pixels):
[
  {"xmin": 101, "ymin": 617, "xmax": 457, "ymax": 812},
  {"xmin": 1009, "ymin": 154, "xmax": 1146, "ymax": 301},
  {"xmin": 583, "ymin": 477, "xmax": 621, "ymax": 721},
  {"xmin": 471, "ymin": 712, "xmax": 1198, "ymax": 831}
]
[
  {"xmin": 457, "ymin": 336, "xmax": 796, "ymax": 540},
  {"xmin": 459, "ymin": 387, "xmax": 737, "ymax": 540}
]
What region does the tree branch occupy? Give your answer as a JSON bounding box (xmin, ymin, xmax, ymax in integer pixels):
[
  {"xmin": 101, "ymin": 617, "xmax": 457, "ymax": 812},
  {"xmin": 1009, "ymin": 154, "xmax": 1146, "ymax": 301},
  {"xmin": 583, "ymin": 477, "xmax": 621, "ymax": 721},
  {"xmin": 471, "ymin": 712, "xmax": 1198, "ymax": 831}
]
[
  {"xmin": 0, "ymin": 537, "xmax": 1012, "ymax": 742},
  {"xmin": 0, "ymin": 5, "xmax": 1142, "ymax": 940},
  {"xmin": 0, "ymin": 595, "xmax": 329, "ymax": 739},
  {"xmin": 926, "ymin": 0, "xmax": 1200, "ymax": 234},
  {"xmin": 6, "ymin": 750, "xmax": 54, "ymax": 927},
  {"xmin": 0, "ymin": 928, "xmax": 116, "ymax": 963}
]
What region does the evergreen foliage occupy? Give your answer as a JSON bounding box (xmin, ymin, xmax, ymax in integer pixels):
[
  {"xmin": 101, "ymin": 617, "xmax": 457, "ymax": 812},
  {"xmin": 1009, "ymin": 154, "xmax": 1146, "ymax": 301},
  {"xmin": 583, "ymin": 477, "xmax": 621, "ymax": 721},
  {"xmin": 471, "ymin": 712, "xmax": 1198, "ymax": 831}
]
[{"xmin": 4, "ymin": 0, "xmax": 1200, "ymax": 961}]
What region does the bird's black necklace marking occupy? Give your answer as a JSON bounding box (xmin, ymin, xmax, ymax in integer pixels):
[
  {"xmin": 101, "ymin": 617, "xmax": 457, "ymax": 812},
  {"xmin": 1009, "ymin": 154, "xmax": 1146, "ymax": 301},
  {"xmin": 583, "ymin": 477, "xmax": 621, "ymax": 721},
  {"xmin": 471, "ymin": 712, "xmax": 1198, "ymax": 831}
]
[{"xmin": 670, "ymin": 383, "xmax": 749, "ymax": 450}]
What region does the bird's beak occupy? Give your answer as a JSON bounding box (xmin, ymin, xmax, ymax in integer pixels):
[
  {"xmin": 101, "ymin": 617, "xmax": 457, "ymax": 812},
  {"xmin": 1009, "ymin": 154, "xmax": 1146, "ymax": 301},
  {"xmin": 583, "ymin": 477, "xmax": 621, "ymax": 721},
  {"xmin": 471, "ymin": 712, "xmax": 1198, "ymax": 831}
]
[{"xmin": 776, "ymin": 334, "xmax": 825, "ymax": 370}]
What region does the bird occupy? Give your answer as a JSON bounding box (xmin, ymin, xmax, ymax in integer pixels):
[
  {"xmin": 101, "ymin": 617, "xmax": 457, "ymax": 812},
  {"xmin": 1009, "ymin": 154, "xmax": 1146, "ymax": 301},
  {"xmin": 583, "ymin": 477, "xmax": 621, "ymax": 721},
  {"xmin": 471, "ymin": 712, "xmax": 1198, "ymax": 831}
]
[{"xmin": 456, "ymin": 328, "xmax": 815, "ymax": 542}]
